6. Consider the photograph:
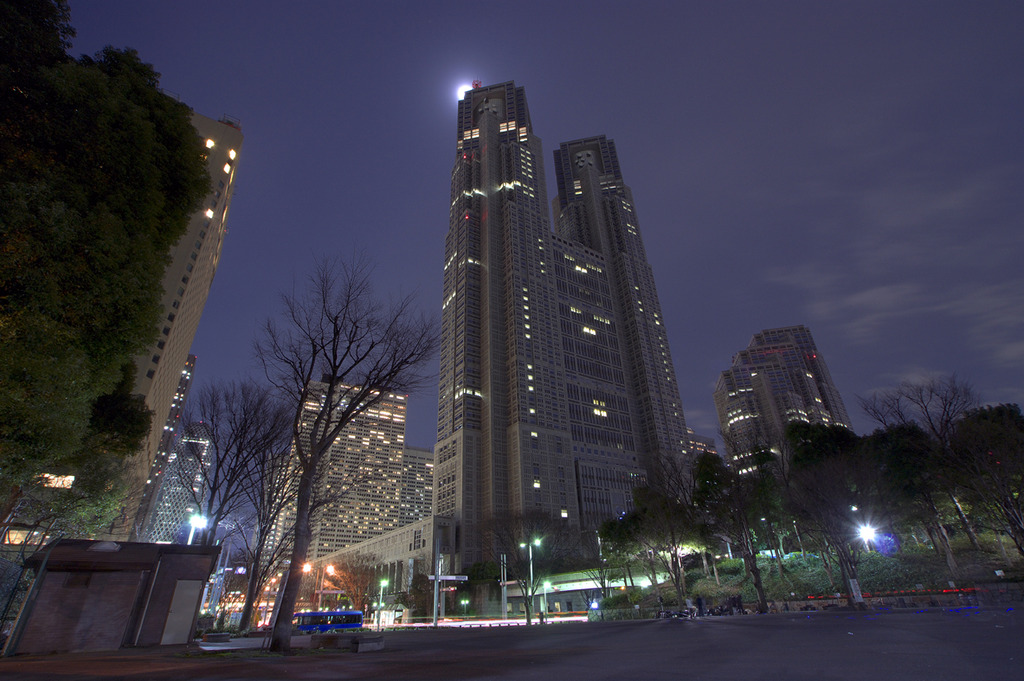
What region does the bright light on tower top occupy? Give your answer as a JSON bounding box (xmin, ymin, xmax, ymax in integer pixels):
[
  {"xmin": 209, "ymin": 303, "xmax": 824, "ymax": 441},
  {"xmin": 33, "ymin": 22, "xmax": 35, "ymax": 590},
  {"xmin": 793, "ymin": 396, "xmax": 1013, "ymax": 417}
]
[{"xmin": 456, "ymin": 83, "xmax": 474, "ymax": 101}]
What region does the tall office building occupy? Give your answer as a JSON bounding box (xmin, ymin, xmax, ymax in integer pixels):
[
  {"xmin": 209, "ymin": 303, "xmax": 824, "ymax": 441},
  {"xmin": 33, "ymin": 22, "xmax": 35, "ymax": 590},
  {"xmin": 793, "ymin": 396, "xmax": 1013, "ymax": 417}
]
[
  {"xmin": 398, "ymin": 446, "xmax": 434, "ymax": 528},
  {"xmin": 134, "ymin": 354, "xmax": 197, "ymax": 538},
  {"xmin": 434, "ymin": 82, "xmax": 690, "ymax": 570},
  {"xmin": 714, "ymin": 325, "xmax": 851, "ymax": 472},
  {"xmin": 141, "ymin": 422, "xmax": 212, "ymax": 543},
  {"xmin": 279, "ymin": 385, "xmax": 409, "ymax": 561},
  {"xmin": 115, "ymin": 112, "xmax": 243, "ymax": 541}
]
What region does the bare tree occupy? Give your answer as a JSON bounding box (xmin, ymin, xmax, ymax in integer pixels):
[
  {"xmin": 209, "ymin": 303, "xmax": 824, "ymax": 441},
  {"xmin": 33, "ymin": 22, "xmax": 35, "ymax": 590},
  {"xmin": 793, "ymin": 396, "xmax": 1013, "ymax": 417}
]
[
  {"xmin": 230, "ymin": 392, "xmax": 294, "ymax": 631},
  {"xmin": 170, "ymin": 381, "xmax": 286, "ymax": 546},
  {"xmin": 324, "ymin": 551, "xmax": 379, "ymax": 614},
  {"xmin": 861, "ymin": 375, "xmax": 979, "ymax": 445},
  {"xmin": 257, "ymin": 257, "xmax": 437, "ymax": 653}
]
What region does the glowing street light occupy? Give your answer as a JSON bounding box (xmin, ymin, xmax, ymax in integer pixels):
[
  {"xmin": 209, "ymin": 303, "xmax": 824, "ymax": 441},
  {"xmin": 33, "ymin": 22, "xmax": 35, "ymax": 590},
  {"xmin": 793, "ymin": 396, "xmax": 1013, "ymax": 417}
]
[
  {"xmin": 858, "ymin": 525, "xmax": 876, "ymax": 550},
  {"xmin": 187, "ymin": 514, "xmax": 208, "ymax": 545},
  {"xmin": 377, "ymin": 578, "xmax": 389, "ymax": 631},
  {"xmin": 519, "ymin": 537, "xmax": 542, "ymax": 623}
]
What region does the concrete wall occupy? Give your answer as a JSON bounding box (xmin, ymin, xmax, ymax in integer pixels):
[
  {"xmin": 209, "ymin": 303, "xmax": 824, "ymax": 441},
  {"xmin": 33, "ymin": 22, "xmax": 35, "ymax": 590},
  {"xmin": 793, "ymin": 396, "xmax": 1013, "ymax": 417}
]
[{"xmin": 17, "ymin": 570, "xmax": 143, "ymax": 654}]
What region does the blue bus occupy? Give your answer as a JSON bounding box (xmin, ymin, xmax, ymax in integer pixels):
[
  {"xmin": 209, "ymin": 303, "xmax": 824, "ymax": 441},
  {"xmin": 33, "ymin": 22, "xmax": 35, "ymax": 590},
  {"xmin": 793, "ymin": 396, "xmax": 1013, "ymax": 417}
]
[{"xmin": 293, "ymin": 610, "xmax": 364, "ymax": 632}]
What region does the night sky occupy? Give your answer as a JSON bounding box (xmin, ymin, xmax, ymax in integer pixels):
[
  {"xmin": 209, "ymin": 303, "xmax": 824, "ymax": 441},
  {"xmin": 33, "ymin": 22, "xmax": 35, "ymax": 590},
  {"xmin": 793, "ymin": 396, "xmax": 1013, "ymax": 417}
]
[{"xmin": 69, "ymin": 1, "xmax": 1024, "ymax": 450}]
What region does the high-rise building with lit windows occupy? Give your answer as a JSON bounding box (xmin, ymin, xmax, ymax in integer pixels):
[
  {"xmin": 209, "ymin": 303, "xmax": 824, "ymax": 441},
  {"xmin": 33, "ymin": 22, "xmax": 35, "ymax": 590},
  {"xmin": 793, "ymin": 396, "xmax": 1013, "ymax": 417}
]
[
  {"xmin": 713, "ymin": 325, "xmax": 850, "ymax": 471},
  {"xmin": 141, "ymin": 421, "xmax": 212, "ymax": 543},
  {"xmin": 277, "ymin": 384, "xmax": 410, "ymax": 561},
  {"xmin": 134, "ymin": 353, "xmax": 197, "ymax": 539},
  {"xmin": 111, "ymin": 112, "xmax": 243, "ymax": 541},
  {"xmin": 435, "ymin": 82, "xmax": 692, "ymax": 570},
  {"xmin": 399, "ymin": 445, "xmax": 434, "ymax": 527}
]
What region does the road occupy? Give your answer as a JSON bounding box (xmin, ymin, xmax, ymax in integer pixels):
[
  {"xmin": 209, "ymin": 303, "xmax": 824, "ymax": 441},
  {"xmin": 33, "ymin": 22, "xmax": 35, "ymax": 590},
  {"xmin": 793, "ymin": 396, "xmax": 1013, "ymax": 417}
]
[{"xmin": 0, "ymin": 607, "xmax": 1017, "ymax": 680}]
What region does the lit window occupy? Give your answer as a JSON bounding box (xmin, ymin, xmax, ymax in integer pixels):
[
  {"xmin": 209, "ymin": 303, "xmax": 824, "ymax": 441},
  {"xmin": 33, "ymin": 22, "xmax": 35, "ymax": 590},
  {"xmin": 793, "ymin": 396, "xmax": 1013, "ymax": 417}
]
[
  {"xmin": 228, "ymin": 149, "xmax": 237, "ymax": 160},
  {"xmin": 205, "ymin": 139, "xmax": 215, "ymax": 148},
  {"xmin": 223, "ymin": 163, "xmax": 232, "ymax": 174},
  {"xmin": 561, "ymin": 509, "xmax": 569, "ymax": 519},
  {"xmin": 205, "ymin": 208, "xmax": 215, "ymax": 218}
]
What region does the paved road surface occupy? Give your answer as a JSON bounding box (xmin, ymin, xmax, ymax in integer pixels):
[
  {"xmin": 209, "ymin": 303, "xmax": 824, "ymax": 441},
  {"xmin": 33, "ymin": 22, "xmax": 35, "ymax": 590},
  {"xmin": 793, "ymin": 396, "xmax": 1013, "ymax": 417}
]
[{"xmin": 0, "ymin": 607, "xmax": 1017, "ymax": 680}]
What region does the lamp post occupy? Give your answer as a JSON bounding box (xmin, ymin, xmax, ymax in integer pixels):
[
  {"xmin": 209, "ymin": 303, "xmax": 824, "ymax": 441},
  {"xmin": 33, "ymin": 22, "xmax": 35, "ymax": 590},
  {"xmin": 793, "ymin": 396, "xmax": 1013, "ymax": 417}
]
[
  {"xmin": 460, "ymin": 598, "xmax": 469, "ymax": 616},
  {"xmin": 377, "ymin": 578, "xmax": 388, "ymax": 631},
  {"xmin": 519, "ymin": 537, "xmax": 541, "ymax": 623},
  {"xmin": 542, "ymin": 581, "xmax": 551, "ymax": 620},
  {"xmin": 187, "ymin": 514, "xmax": 207, "ymax": 545}
]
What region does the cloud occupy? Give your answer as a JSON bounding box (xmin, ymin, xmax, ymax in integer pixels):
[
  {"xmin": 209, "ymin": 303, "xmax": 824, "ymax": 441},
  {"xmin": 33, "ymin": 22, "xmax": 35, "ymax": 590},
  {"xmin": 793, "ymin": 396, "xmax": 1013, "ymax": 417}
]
[{"xmin": 936, "ymin": 282, "xmax": 1024, "ymax": 367}]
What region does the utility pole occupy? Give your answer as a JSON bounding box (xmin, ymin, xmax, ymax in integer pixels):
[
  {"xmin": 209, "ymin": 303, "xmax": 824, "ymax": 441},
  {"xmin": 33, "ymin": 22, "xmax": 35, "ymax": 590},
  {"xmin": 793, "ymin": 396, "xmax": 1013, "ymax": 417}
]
[
  {"xmin": 432, "ymin": 536, "xmax": 441, "ymax": 627},
  {"xmin": 500, "ymin": 553, "xmax": 508, "ymax": 619}
]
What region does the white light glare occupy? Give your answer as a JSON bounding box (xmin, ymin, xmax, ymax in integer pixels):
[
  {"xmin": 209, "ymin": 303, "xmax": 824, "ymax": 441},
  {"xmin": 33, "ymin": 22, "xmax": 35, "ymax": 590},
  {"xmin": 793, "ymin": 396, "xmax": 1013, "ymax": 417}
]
[
  {"xmin": 858, "ymin": 525, "xmax": 876, "ymax": 542},
  {"xmin": 456, "ymin": 83, "xmax": 473, "ymax": 100}
]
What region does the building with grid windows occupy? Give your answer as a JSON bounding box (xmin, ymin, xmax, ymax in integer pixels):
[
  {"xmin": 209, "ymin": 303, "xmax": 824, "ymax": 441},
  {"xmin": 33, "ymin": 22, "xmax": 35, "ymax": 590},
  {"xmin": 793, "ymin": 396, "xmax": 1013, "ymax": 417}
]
[
  {"xmin": 134, "ymin": 354, "xmax": 196, "ymax": 540},
  {"xmin": 140, "ymin": 421, "xmax": 211, "ymax": 543},
  {"xmin": 399, "ymin": 445, "xmax": 434, "ymax": 527},
  {"xmin": 435, "ymin": 82, "xmax": 693, "ymax": 570},
  {"xmin": 713, "ymin": 325, "xmax": 851, "ymax": 472},
  {"xmin": 273, "ymin": 385, "xmax": 410, "ymax": 561}
]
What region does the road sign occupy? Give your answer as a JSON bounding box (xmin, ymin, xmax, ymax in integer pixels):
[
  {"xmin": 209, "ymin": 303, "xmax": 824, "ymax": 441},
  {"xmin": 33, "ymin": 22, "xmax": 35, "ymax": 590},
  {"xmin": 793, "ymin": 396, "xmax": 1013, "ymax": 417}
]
[{"xmin": 429, "ymin": 575, "xmax": 468, "ymax": 581}]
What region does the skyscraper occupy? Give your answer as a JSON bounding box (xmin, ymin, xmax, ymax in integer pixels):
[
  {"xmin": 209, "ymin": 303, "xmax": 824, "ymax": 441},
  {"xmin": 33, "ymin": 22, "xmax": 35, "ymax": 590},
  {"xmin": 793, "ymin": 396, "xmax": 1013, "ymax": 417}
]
[
  {"xmin": 398, "ymin": 445, "xmax": 434, "ymax": 528},
  {"xmin": 135, "ymin": 354, "xmax": 196, "ymax": 539},
  {"xmin": 280, "ymin": 385, "xmax": 409, "ymax": 561},
  {"xmin": 116, "ymin": 112, "xmax": 243, "ymax": 541},
  {"xmin": 141, "ymin": 421, "xmax": 212, "ymax": 543},
  {"xmin": 434, "ymin": 82, "xmax": 691, "ymax": 570},
  {"xmin": 714, "ymin": 325, "xmax": 851, "ymax": 472}
]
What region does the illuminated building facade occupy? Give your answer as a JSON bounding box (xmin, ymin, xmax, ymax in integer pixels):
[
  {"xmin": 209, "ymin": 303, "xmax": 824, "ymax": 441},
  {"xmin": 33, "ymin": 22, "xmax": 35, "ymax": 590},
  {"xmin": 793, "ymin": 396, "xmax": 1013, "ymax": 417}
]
[
  {"xmin": 141, "ymin": 422, "xmax": 212, "ymax": 543},
  {"xmin": 435, "ymin": 82, "xmax": 691, "ymax": 570},
  {"xmin": 113, "ymin": 112, "xmax": 243, "ymax": 541},
  {"xmin": 133, "ymin": 353, "xmax": 196, "ymax": 538},
  {"xmin": 281, "ymin": 385, "xmax": 409, "ymax": 561},
  {"xmin": 714, "ymin": 325, "xmax": 851, "ymax": 471},
  {"xmin": 399, "ymin": 445, "xmax": 434, "ymax": 528}
]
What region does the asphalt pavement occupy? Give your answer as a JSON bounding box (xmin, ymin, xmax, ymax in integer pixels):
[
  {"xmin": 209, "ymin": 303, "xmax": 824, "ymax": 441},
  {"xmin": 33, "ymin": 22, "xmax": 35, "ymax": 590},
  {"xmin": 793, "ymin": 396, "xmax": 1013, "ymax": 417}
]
[{"xmin": 0, "ymin": 607, "xmax": 1017, "ymax": 680}]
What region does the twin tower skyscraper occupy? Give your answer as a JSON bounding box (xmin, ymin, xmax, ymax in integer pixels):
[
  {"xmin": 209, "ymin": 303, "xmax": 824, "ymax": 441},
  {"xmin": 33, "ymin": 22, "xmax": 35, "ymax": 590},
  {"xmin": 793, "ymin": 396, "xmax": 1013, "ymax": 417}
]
[{"xmin": 435, "ymin": 82, "xmax": 693, "ymax": 570}]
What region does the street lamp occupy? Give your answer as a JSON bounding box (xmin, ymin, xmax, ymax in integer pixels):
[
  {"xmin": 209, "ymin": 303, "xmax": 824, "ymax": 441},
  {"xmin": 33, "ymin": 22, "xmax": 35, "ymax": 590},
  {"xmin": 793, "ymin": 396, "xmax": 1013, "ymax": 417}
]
[
  {"xmin": 519, "ymin": 537, "xmax": 542, "ymax": 623},
  {"xmin": 377, "ymin": 578, "xmax": 389, "ymax": 631},
  {"xmin": 461, "ymin": 597, "xmax": 469, "ymax": 615},
  {"xmin": 858, "ymin": 525, "xmax": 876, "ymax": 550},
  {"xmin": 187, "ymin": 514, "xmax": 207, "ymax": 545}
]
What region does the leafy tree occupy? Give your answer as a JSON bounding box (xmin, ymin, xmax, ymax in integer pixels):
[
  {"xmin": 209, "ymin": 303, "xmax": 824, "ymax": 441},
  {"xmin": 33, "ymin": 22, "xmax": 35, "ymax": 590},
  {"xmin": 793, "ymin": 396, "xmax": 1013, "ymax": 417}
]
[
  {"xmin": 785, "ymin": 423, "xmax": 883, "ymax": 607},
  {"xmin": 1, "ymin": 0, "xmax": 209, "ymax": 525},
  {"xmin": 257, "ymin": 256, "xmax": 437, "ymax": 652},
  {"xmin": 859, "ymin": 424, "xmax": 955, "ymax": 565},
  {"xmin": 947, "ymin": 405, "xmax": 1024, "ymax": 557},
  {"xmin": 609, "ymin": 487, "xmax": 701, "ymax": 607},
  {"xmin": 861, "ymin": 375, "xmax": 982, "ymax": 554},
  {"xmin": 691, "ymin": 450, "xmax": 772, "ymax": 613}
]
